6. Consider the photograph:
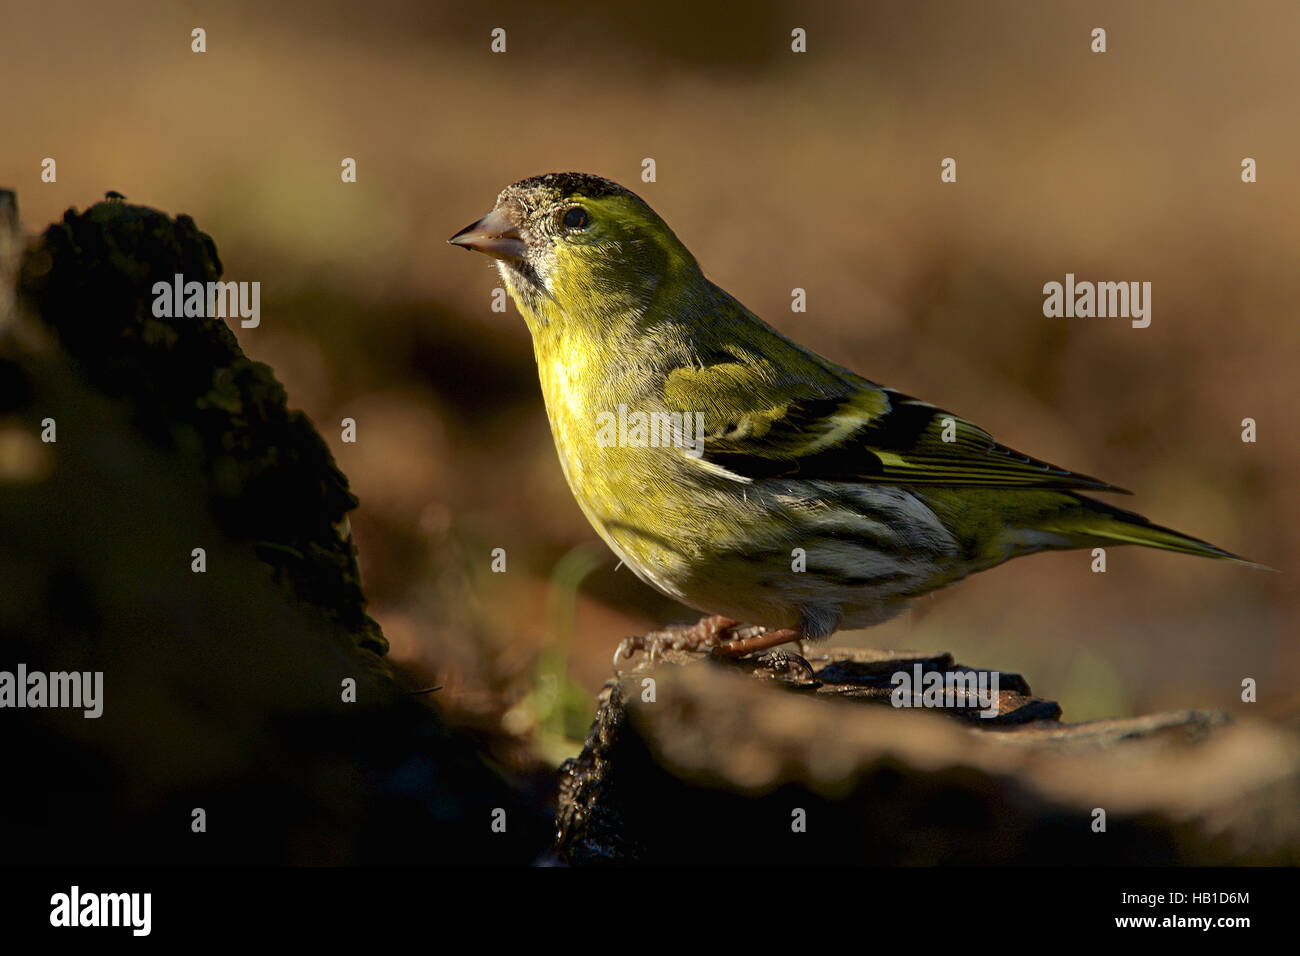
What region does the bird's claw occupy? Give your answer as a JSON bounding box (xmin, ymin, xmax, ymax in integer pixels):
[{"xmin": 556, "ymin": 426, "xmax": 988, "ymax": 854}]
[
  {"xmin": 612, "ymin": 615, "xmax": 740, "ymax": 672},
  {"xmin": 612, "ymin": 634, "xmax": 674, "ymax": 672},
  {"xmin": 612, "ymin": 636, "xmax": 644, "ymax": 671}
]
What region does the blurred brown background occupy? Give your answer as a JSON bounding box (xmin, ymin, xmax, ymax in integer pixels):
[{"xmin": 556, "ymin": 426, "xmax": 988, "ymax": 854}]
[{"xmin": 4, "ymin": 0, "xmax": 1295, "ymax": 748}]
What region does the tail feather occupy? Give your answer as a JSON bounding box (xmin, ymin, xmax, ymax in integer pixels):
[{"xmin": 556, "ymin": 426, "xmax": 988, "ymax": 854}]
[{"xmin": 1048, "ymin": 494, "xmax": 1274, "ymax": 571}]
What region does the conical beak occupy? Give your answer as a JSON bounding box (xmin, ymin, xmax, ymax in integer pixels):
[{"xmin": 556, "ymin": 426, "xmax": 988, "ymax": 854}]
[{"xmin": 447, "ymin": 207, "xmax": 526, "ymax": 262}]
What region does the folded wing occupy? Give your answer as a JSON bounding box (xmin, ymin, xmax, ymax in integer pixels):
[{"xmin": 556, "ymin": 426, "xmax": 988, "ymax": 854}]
[{"xmin": 664, "ymin": 359, "xmax": 1126, "ymax": 493}]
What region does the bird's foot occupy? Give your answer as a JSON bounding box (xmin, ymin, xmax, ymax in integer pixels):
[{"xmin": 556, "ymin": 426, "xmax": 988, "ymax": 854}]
[
  {"xmin": 613, "ymin": 614, "xmax": 738, "ymax": 670},
  {"xmin": 710, "ymin": 626, "xmax": 805, "ymax": 659},
  {"xmin": 613, "ymin": 618, "xmax": 812, "ymax": 670}
]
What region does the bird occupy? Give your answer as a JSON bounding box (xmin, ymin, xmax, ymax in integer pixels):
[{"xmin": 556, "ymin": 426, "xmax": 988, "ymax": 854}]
[{"xmin": 449, "ymin": 172, "xmax": 1262, "ymax": 663}]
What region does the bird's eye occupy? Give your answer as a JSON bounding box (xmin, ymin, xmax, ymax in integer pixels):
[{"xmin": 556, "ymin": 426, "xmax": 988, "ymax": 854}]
[{"xmin": 561, "ymin": 206, "xmax": 590, "ymax": 230}]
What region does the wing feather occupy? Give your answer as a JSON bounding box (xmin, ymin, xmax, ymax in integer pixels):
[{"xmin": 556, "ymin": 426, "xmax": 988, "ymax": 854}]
[{"xmin": 664, "ymin": 359, "xmax": 1126, "ymax": 493}]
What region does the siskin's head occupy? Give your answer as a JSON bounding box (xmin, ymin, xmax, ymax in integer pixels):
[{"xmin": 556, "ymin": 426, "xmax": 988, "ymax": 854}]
[{"xmin": 448, "ymin": 173, "xmax": 701, "ymax": 329}]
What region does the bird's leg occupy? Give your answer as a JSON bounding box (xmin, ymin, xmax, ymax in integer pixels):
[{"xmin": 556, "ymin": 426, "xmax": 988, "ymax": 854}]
[
  {"xmin": 613, "ymin": 614, "xmax": 738, "ymax": 668},
  {"xmin": 712, "ymin": 625, "xmax": 804, "ymax": 659}
]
